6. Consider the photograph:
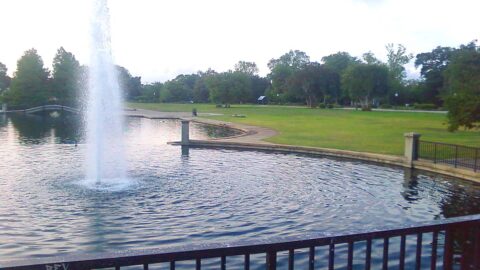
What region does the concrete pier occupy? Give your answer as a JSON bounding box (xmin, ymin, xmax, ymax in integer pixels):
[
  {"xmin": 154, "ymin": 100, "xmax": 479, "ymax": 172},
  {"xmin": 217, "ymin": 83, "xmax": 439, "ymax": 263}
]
[
  {"xmin": 404, "ymin": 132, "xmax": 421, "ymax": 167},
  {"xmin": 181, "ymin": 120, "xmax": 190, "ymax": 145}
]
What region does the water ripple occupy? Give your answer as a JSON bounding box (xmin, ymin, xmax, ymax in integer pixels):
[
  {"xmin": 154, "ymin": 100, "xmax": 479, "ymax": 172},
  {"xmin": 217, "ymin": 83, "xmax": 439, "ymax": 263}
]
[{"xmin": 0, "ymin": 116, "xmax": 480, "ymax": 264}]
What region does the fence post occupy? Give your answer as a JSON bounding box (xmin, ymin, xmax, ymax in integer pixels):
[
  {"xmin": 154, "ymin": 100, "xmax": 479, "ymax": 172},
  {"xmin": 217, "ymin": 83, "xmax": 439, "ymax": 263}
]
[
  {"xmin": 434, "ymin": 143, "xmax": 437, "ymax": 164},
  {"xmin": 266, "ymin": 251, "xmax": 277, "ymax": 270},
  {"xmin": 404, "ymin": 132, "xmax": 421, "ymax": 168},
  {"xmin": 181, "ymin": 120, "xmax": 190, "ymax": 146},
  {"xmin": 475, "ymin": 148, "xmax": 478, "ymax": 173},
  {"xmin": 454, "ymin": 145, "xmax": 458, "ymax": 168}
]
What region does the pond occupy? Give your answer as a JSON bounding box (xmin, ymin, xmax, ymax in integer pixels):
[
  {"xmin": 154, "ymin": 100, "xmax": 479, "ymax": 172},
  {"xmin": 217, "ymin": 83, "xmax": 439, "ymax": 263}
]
[{"xmin": 0, "ymin": 113, "xmax": 480, "ymax": 269}]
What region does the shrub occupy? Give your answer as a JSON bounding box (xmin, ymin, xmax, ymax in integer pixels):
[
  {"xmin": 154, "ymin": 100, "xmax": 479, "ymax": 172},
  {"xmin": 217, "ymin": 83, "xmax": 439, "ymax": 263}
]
[
  {"xmin": 318, "ymin": 103, "xmax": 326, "ymax": 109},
  {"xmin": 380, "ymin": 104, "xmax": 392, "ymax": 109}
]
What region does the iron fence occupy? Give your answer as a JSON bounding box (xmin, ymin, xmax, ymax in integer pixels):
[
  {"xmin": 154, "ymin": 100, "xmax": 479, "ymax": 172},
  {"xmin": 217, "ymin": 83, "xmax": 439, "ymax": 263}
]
[
  {"xmin": 1, "ymin": 215, "xmax": 479, "ymax": 270},
  {"xmin": 419, "ymin": 141, "xmax": 479, "ymax": 172}
]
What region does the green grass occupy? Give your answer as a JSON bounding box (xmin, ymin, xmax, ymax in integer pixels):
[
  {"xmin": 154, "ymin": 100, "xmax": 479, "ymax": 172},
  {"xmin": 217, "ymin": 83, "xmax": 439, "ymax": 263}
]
[{"xmin": 127, "ymin": 102, "xmax": 479, "ymax": 155}]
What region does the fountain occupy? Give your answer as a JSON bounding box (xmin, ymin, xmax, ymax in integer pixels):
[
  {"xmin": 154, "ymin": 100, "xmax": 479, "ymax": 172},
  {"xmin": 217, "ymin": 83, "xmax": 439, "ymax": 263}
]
[{"xmin": 85, "ymin": 0, "xmax": 127, "ymax": 188}]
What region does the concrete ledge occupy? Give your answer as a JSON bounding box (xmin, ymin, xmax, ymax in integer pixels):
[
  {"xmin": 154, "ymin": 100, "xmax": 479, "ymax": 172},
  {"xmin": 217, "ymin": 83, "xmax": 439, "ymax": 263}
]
[
  {"xmin": 413, "ymin": 160, "xmax": 480, "ymax": 183},
  {"xmin": 171, "ymin": 140, "xmax": 407, "ymax": 167},
  {"xmin": 170, "ymin": 140, "xmax": 480, "ymax": 183}
]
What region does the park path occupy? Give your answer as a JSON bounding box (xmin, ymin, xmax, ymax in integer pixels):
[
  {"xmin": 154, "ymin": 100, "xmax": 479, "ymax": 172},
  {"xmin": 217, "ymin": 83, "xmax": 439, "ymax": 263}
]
[
  {"xmin": 335, "ymin": 107, "xmax": 447, "ymax": 114},
  {"xmin": 124, "ymin": 108, "xmax": 277, "ymax": 144}
]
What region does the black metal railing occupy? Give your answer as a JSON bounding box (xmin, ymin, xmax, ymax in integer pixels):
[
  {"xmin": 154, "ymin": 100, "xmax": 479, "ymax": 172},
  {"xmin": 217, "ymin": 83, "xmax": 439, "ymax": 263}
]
[
  {"xmin": 1, "ymin": 215, "xmax": 480, "ymax": 270},
  {"xmin": 419, "ymin": 141, "xmax": 479, "ymax": 172}
]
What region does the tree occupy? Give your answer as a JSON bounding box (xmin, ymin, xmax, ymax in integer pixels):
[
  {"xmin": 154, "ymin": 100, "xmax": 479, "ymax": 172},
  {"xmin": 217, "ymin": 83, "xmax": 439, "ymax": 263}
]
[
  {"xmin": 267, "ymin": 50, "xmax": 310, "ymax": 70},
  {"xmin": 268, "ymin": 50, "xmax": 310, "ymax": 103},
  {"xmin": 288, "ymin": 63, "xmax": 340, "ymax": 107},
  {"xmin": 0, "ymin": 62, "xmax": 10, "ymax": 92},
  {"xmin": 250, "ymin": 75, "xmax": 270, "ymax": 102},
  {"xmin": 51, "ymin": 47, "xmax": 81, "ymax": 106},
  {"xmin": 193, "ymin": 76, "xmax": 210, "ymax": 103},
  {"xmin": 193, "ymin": 69, "xmax": 216, "ymax": 103},
  {"xmin": 160, "ymin": 74, "xmax": 200, "ymax": 102},
  {"xmin": 443, "ymin": 48, "xmax": 480, "ymax": 131},
  {"xmin": 414, "ymin": 46, "xmax": 456, "ymax": 105},
  {"xmin": 234, "ymin": 61, "xmax": 259, "ymax": 75},
  {"xmin": 384, "ymin": 44, "xmax": 414, "ymax": 105},
  {"xmin": 139, "ymin": 82, "xmax": 163, "ymax": 102},
  {"xmin": 116, "ymin": 65, "xmax": 142, "ymax": 101},
  {"xmin": 268, "ymin": 64, "xmax": 295, "ymax": 101},
  {"xmin": 288, "ymin": 64, "xmax": 318, "ymax": 107},
  {"xmin": 321, "ymin": 52, "xmax": 360, "ymax": 74},
  {"xmin": 385, "ymin": 43, "xmax": 414, "ymax": 81},
  {"xmin": 342, "ymin": 64, "xmax": 389, "ymax": 108},
  {"xmin": 205, "ymin": 71, "xmax": 252, "ymax": 104},
  {"xmin": 362, "ymin": 51, "xmax": 382, "ymax": 65},
  {"xmin": 5, "ymin": 49, "xmax": 50, "ymax": 108}
]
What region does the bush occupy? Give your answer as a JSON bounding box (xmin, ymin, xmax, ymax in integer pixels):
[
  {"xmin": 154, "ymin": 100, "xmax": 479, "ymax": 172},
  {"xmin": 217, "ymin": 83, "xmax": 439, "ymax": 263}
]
[
  {"xmin": 318, "ymin": 103, "xmax": 326, "ymax": 109},
  {"xmin": 414, "ymin": 103, "xmax": 437, "ymax": 110},
  {"xmin": 380, "ymin": 104, "xmax": 392, "ymax": 109},
  {"xmin": 361, "ymin": 106, "xmax": 372, "ymax": 111},
  {"xmin": 327, "ymin": 103, "xmax": 334, "ymax": 109}
]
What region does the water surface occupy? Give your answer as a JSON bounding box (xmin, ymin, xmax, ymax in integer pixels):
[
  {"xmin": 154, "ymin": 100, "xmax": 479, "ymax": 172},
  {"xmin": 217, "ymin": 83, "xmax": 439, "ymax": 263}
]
[{"xmin": 0, "ymin": 113, "xmax": 479, "ymax": 269}]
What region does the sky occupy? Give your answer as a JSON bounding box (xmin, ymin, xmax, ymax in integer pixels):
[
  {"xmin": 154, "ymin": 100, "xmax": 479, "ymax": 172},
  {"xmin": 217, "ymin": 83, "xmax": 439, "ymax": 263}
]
[{"xmin": 0, "ymin": 0, "xmax": 479, "ymax": 83}]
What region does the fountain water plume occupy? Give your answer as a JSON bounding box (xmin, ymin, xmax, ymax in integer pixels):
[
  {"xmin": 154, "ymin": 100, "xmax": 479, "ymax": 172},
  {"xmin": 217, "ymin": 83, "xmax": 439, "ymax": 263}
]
[{"xmin": 85, "ymin": 0, "xmax": 127, "ymax": 186}]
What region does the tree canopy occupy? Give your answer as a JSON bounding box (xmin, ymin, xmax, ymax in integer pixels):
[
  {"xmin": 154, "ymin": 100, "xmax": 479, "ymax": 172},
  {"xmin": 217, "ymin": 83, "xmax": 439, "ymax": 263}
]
[
  {"xmin": 116, "ymin": 65, "xmax": 142, "ymax": 101},
  {"xmin": 443, "ymin": 47, "xmax": 480, "ymax": 131},
  {"xmin": 5, "ymin": 49, "xmax": 50, "ymax": 108},
  {"xmin": 321, "ymin": 52, "xmax": 359, "ymax": 75},
  {"xmin": 342, "ymin": 64, "xmax": 389, "ymax": 108},
  {"xmin": 2, "ymin": 41, "xmax": 479, "ymax": 133},
  {"xmin": 385, "ymin": 43, "xmax": 413, "ymax": 81},
  {"xmin": 0, "ymin": 62, "xmax": 10, "ymax": 92},
  {"xmin": 267, "ymin": 50, "xmax": 310, "ymax": 71},
  {"xmin": 362, "ymin": 51, "xmax": 382, "ymax": 65},
  {"xmin": 52, "ymin": 47, "xmax": 81, "ymax": 106},
  {"xmin": 287, "ymin": 62, "xmax": 340, "ymax": 107},
  {"xmin": 234, "ymin": 61, "xmax": 259, "ymax": 75}
]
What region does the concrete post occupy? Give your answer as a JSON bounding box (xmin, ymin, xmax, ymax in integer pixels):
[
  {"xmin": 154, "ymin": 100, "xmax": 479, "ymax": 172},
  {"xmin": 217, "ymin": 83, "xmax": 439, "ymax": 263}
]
[
  {"xmin": 1, "ymin": 103, "xmax": 6, "ymax": 113},
  {"xmin": 404, "ymin": 132, "xmax": 421, "ymax": 167},
  {"xmin": 181, "ymin": 120, "xmax": 190, "ymax": 145}
]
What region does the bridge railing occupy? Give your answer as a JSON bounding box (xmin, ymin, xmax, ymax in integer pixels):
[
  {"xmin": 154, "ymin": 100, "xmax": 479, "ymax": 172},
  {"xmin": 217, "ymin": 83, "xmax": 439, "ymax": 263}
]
[
  {"xmin": 21, "ymin": 105, "xmax": 80, "ymax": 114},
  {"xmin": 1, "ymin": 214, "xmax": 479, "ymax": 270}
]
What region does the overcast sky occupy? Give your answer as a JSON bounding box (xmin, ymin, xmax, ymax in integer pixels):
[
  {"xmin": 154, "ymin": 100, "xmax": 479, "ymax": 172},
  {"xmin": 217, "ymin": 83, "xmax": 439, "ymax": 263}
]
[{"xmin": 1, "ymin": 0, "xmax": 479, "ymax": 83}]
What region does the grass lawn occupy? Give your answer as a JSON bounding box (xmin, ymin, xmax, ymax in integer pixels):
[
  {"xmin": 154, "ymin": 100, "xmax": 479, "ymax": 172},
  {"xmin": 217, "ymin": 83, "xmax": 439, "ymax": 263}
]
[{"xmin": 127, "ymin": 102, "xmax": 479, "ymax": 156}]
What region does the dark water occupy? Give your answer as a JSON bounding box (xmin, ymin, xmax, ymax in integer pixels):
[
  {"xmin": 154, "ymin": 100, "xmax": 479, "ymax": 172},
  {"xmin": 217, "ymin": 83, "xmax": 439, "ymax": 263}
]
[{"xmin": 0, "ymin": 113, "xmax": 480, "ymax": 269}]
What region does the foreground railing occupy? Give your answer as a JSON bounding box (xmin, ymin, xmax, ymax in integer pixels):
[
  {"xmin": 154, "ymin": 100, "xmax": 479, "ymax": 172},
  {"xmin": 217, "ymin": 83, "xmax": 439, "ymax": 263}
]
[
  {"xmin": 1, "ymin": 215, "xmax": 479, "ymax": 270},
  {"xmin": 419, "ymin": 140, "xmax": 479, "ymax": 172}
]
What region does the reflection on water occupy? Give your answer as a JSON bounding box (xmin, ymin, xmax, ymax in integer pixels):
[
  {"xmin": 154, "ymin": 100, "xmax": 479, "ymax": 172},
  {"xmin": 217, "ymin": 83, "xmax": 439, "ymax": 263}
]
[
  {"xmin": 195, "ymin": 123, "xmax": 242, "ymax": 138},
  {"xmin": 8, "ymin": 113, "xmax": 82, "ymax": 144},
  {"xmin": 0, "ymin": 114, "xmax": 480, "ymax": 269},
  {"xmin": 0, "ymin": 114, "xmax": 7, "ymax": 127}
]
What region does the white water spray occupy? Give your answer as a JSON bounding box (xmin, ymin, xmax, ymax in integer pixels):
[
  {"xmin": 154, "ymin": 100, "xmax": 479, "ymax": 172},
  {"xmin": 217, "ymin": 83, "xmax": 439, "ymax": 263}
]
[{"xmin": 85, "ymin": 0, "xmax": 127, "ymax": 185}]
